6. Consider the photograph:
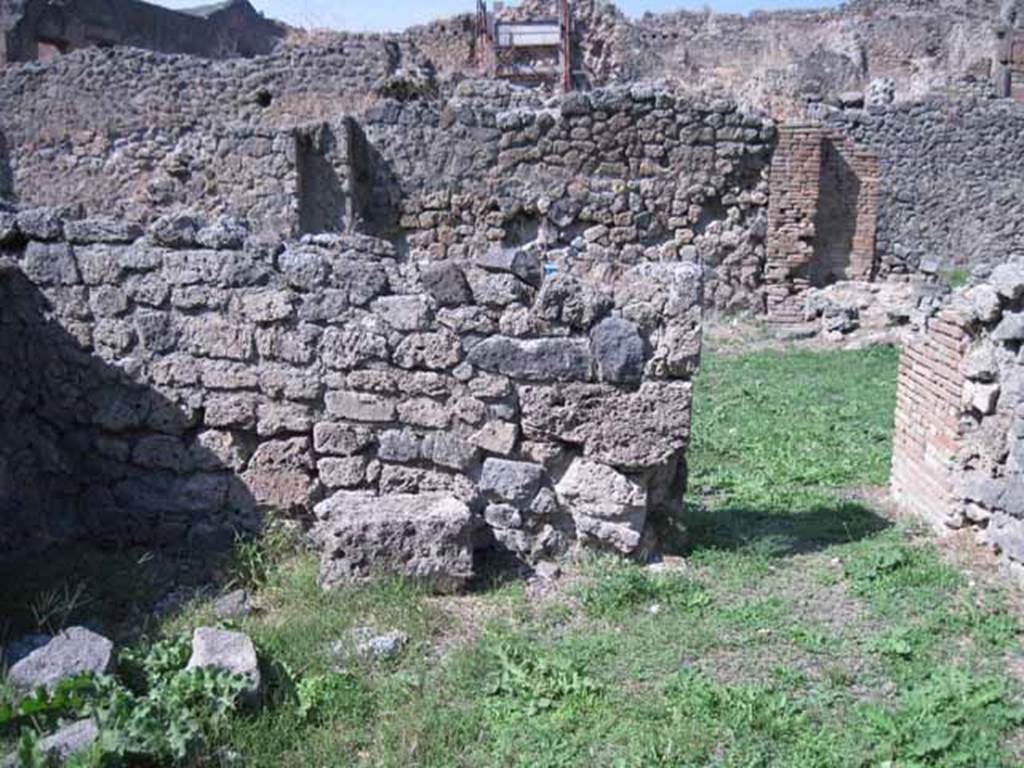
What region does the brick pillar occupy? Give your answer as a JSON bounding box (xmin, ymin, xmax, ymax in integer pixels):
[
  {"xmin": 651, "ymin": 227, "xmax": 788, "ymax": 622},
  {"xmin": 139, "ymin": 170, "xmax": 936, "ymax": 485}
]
[
  {"xmin": 890, "ymin": 309, "xmax": 971, "ymax": 530},
  {"xmin": 765, "ymin": 124, "xmax": 822, "ymax": 321}
]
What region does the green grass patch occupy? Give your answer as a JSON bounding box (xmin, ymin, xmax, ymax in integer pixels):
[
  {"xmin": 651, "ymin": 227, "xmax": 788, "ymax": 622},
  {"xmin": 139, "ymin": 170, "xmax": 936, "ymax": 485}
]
[{"xmin": 8, "ymin": 344, "xmax": 1024, "ymax": 767}]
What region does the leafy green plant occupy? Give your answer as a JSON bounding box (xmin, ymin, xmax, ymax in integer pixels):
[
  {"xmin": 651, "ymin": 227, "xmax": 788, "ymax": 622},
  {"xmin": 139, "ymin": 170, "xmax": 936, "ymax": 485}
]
[
  {"xmin": 29, "ymin": 582, "xmax": 91, "ymax": 635},
  {"xmin": 92, "ymin": 666, "xmax": 251, "ymax": 762},
  {"xmin": 15, "ymin": 728, "xmax": 46, "ymax": 768},
  {"xmin": 231, "ymin": 515, "xmax": 305, "ymax": 589},
  {"xmin": 485, "ymin": 637, "xmax": 601, "ymax": 719},
  {"xmin": 860, "ymin": 667, "xmax": 1024, "ymax": 766},
  {"xmin": 0, "ymin": 675, "xmax": 99, "ymax": 737},
  {"xmin": 576, "ymin": 558, "xmax": 710, "ymax": 619},
  {"xmin": 295, "ymin": 672, "xmax": 372, "ymax": 725},
  {"xmin": 940, "ymin": 267, "xmax": 972, "ymax": 290}
]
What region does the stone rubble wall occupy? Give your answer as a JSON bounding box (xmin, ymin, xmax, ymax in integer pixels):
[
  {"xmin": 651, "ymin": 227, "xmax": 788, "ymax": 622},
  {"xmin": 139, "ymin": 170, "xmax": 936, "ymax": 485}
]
[
  {"xmin": 360, "ymin": 83, "xmax": 775, "ymax": 314},
  {"xmin": 823, "ymin": 98, "xmax": 1024, "ymax": 275},
  {"xmin": 891, "ymin": 262, "xmax": 1024, "ymax": 575},
  {"xmin": 0, "ymin": 49, "xmax": 776, "ymax": 312},
  {"xmin": 439, "ymin": 0, "xmax": 1003, "ymax": 113},
  {"xmin": 0, "ymin": 207, "xmax": 701, "ymax": 570}
]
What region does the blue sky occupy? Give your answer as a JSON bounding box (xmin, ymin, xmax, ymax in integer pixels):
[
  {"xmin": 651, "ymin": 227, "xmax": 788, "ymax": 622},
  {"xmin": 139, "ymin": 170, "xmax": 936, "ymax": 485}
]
[{"xmin": 157, "ymin": 0, "xmax": 839, "ymax": 32}]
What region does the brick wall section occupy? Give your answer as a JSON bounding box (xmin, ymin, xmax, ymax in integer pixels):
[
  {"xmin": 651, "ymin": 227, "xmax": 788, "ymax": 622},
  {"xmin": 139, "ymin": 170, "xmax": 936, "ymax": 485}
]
[
  {"xmin": 765, "ymin": 124, "xmax": 880, "ymax": 322},
  {"xmin": 813, "ymin": 135, "xmax": 881, "ymax": 284},
  {"xmin": 891, "ymin": 308, "xmax": 970, "ymax": 530},
  {"xmin": 765, "ymin": 125, "xmax": 821, "ymax": 321}
]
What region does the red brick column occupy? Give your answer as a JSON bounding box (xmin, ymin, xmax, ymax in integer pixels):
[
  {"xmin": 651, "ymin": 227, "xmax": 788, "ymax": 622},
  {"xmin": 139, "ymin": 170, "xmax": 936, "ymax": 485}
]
[
  {"xmin": 890, "ymin": 309, "xmax": 971, "ymax": 530},
  {"xmin": 765, "ymin": 124, "xmax": 822, "ymax": 321}
]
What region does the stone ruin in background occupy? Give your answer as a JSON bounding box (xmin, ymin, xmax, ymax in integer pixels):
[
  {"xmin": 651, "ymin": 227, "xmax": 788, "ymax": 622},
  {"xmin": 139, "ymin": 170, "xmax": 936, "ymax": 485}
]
[
  {"xmin": 5, "ymin": 0, "xmax": 1024, "ymax": 587},
  {"xmin": 0, "ymin": 205, "xmax": 701, "ymax": 590}
]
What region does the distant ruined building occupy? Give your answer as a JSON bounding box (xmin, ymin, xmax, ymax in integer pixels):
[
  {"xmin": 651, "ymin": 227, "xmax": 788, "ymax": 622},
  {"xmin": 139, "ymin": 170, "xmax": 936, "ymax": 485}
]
[{"xmin": 0, "ymin": 0, "xmax": 285, "ymax": 65}]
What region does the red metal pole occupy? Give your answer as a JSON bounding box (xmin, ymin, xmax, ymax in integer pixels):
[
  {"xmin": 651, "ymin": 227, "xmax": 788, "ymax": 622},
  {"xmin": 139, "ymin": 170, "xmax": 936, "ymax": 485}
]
[{"xmin": 562, "ymin": 0, "xmax": 572, "ymax": 92}]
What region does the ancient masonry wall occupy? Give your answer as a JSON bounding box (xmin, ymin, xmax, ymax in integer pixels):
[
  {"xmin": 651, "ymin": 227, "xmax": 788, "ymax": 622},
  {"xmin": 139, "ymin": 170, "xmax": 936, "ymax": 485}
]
[
  {"xmin": 765, "ymin": 123, "xmax": 880, "ymax": 321},
  {"xmin": 0, "ymin": 50, "xmax": 776, "ymax": 312},
  {"xmin": 891, "ymin": 264, "xmax": 1024, "ymax": 573},
  {"xmin": 0, "ymin": 208, "xmax": 701, "ymax": 578},
  {"xmin": 824, "ymin": 98, "xmax": 1024, "ymax": 275}
]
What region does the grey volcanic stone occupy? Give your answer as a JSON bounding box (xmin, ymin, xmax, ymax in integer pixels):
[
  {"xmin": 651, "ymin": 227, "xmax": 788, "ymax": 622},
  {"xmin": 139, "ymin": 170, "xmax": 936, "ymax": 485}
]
[
  {"xmin": 966, "ymin": 285, "xmax": 1003, "ymax": 324},
  {"xmin": 479, "ymin": 458, "xmax": 544, "ymax": 506},
  {"xmin": 993, "ymin": 312, "xmax": 1024, "ymax": 343},
  {"xmin": 471, "ymin": 421, "xmax": 519, "ymax": 455},
  {"xmin": 378, "ymin": 429, "xmax": 422, "ymax": 462},
  {"xmin": 372, "ymin": 295, "xmax": 434, "ymax": 331},
  {"xmin": 213, "ymin": 589, "xmax": 252, "ymax": 620},
  {"xmin": 474, "ymin": 246, "xmax": 542, "ymax": 286},
  {"xmin": 421, "ymin": 260, "xmax": 472, "ymax": 306},
  {"xmin": 393, "ymin": 331, "xmax": 463, "ymax": 370},
  {"xmin": 961, "ymin": 343, "xmax": 999, "ymax": 382},
  {"xmin": 421, "ymin": 432, "xmax": 480, "ymax": 471},
  {"xmin": 7, "ymin": 627, "xmax": 114, "ymax": 692},
  {"xmin": 0, "ymin": 211, "xmax": 19, "ymax": 245},
  {"xmin": 3, "ymin": 719, "xmax": 98, "ymax": 768},
  {"xmin": 556, "ymin": 459, "xmax": 649, "ymax": 554},
  {"xmin": 187, "ymin": 627, "xmax": 261, "ymax": 699},
  {"xmin": 65, "ymin": 217, "xmax": 143, "ymax": 244},
  {"xmin": 467, "ymin": 337, "xmax": 592, "ymax": 382},
  {"xmin": 325, "ymin": 391, "xmax": 397, "ymax": 422},
  {"xmin": 519, "ymin": 381, "xmax": 692, "ymax": 469},
  {"xmin": 590, "ymin": 317, "xmax": 645, "ymax": 384},
  {"xmin": 22, "ymin": 241, "xmax": 79, "ymax": 285},
  {"xmin": 349, "ymin": 627, "xmax": 408, "ymax": 660},
  {"xmin": 16, "ymin": 208, "xmax": 62, "ymax": 240},
  {"xmin": 991, "ymin": 263, "xmax": 1024, "ymax": 301},
  {"xmin": 314, "ymin": 492, "xmax": 475, "ymax": 593},
  {"xmin": 533, "ymin": 275, "xmax": 613, "ymax": 330},
  {"xmin": 986, "ymin": 513, "xmax": 1024, "ymax": 562},
  {"xmin": 150, "ymin": 213, "xmax": 202, "ymax": 247},
  {"xmin": 314, "ymin": 422, "xmax": 375, "ymax": 455}
]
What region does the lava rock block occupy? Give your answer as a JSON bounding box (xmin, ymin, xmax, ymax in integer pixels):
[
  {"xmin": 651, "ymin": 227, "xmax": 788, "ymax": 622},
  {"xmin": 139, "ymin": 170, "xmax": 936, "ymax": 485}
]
[
  {"xmin": 590, "ymin": 317, "xmax": 645, "ymax": 384},
  {"xmin": 467, "ymin": 336, "xmax": 593, "ymax": 382},
  {"xmin": 313, "ymin": 492, "xmax": 475, "ymax": 593},
  {"xmin": 2, "ymin": 719, "xmax": 98, "ymax": 768},
  {"xmin": 186, "ymin": 627, "xmax": 261, "ymax": 701},
  {"xmin": 7, "ymin": 627, "xmax": 114, "ymax": 692},
  {"xmin": 479, "ymin": 458, "xmax": 545, "ymax": 506}
]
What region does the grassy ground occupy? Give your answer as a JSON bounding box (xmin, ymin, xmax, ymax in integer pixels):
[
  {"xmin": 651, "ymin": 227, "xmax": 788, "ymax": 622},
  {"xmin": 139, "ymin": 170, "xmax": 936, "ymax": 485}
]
[{"xmin": 6, "ymin": 345, "xmax": 1024, "ymax": 766}]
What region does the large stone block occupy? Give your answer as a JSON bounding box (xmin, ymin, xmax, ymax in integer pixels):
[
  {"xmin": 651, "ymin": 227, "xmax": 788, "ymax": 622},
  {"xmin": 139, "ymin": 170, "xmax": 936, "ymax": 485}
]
[
  {"xmin": 393, "ymin": 331, "xmax": 463, "ymax": 370},
  {"xmin": 186, "ymin": 628, "xmax": 261, "ymax": 701},
  {"xmin": 188, "ymin": 317, "xmax": 253, "ymax": 360},
  {"xmin": 555, "ymin": 459, "xmax": 648, "ymax": 554},
  {"xmin": 241, "ymin": 437, "xmax": 316, "ymax": 510},
  {"xmin": 22, "ymin": 242, "xmax": 79, "ymax": 286},
  {"xmin": 590, "ymin": 317, "xmax": 645, "ymax": 384},
  {"xmin": 519, "ymin": 381, "xmax": 692, "ymax": 469},
  {"xmin": 467, "ymin": 336, "xmax": 593, "ymax": 382},
  {"xmin": 7, "ymin": 627, "xmax": 113, "ymax": 692},
  {"xmin": 314, "ymin": 492, "xmax": 476, "ymax": 593},
  {"xmin": 321, "ymin": 324, "xmax": 389, "ymax": 370},
  {"xmin": 479, "ymin": 458, "xmax": 544, "ymax": 506},
  {"xmin": 325, "ymin": 391, "xmax": 397, "ymax": 422}
]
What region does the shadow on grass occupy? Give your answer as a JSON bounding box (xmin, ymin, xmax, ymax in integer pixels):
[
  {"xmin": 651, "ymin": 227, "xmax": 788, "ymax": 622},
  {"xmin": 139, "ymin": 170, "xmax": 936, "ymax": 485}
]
[
  {"xmin": 0, "ymin": 542, "xmax": 230, "ymax": 648},
  {"xmin": 659, "ymin": 496, "xmax": 892, "ymax": 560}
]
